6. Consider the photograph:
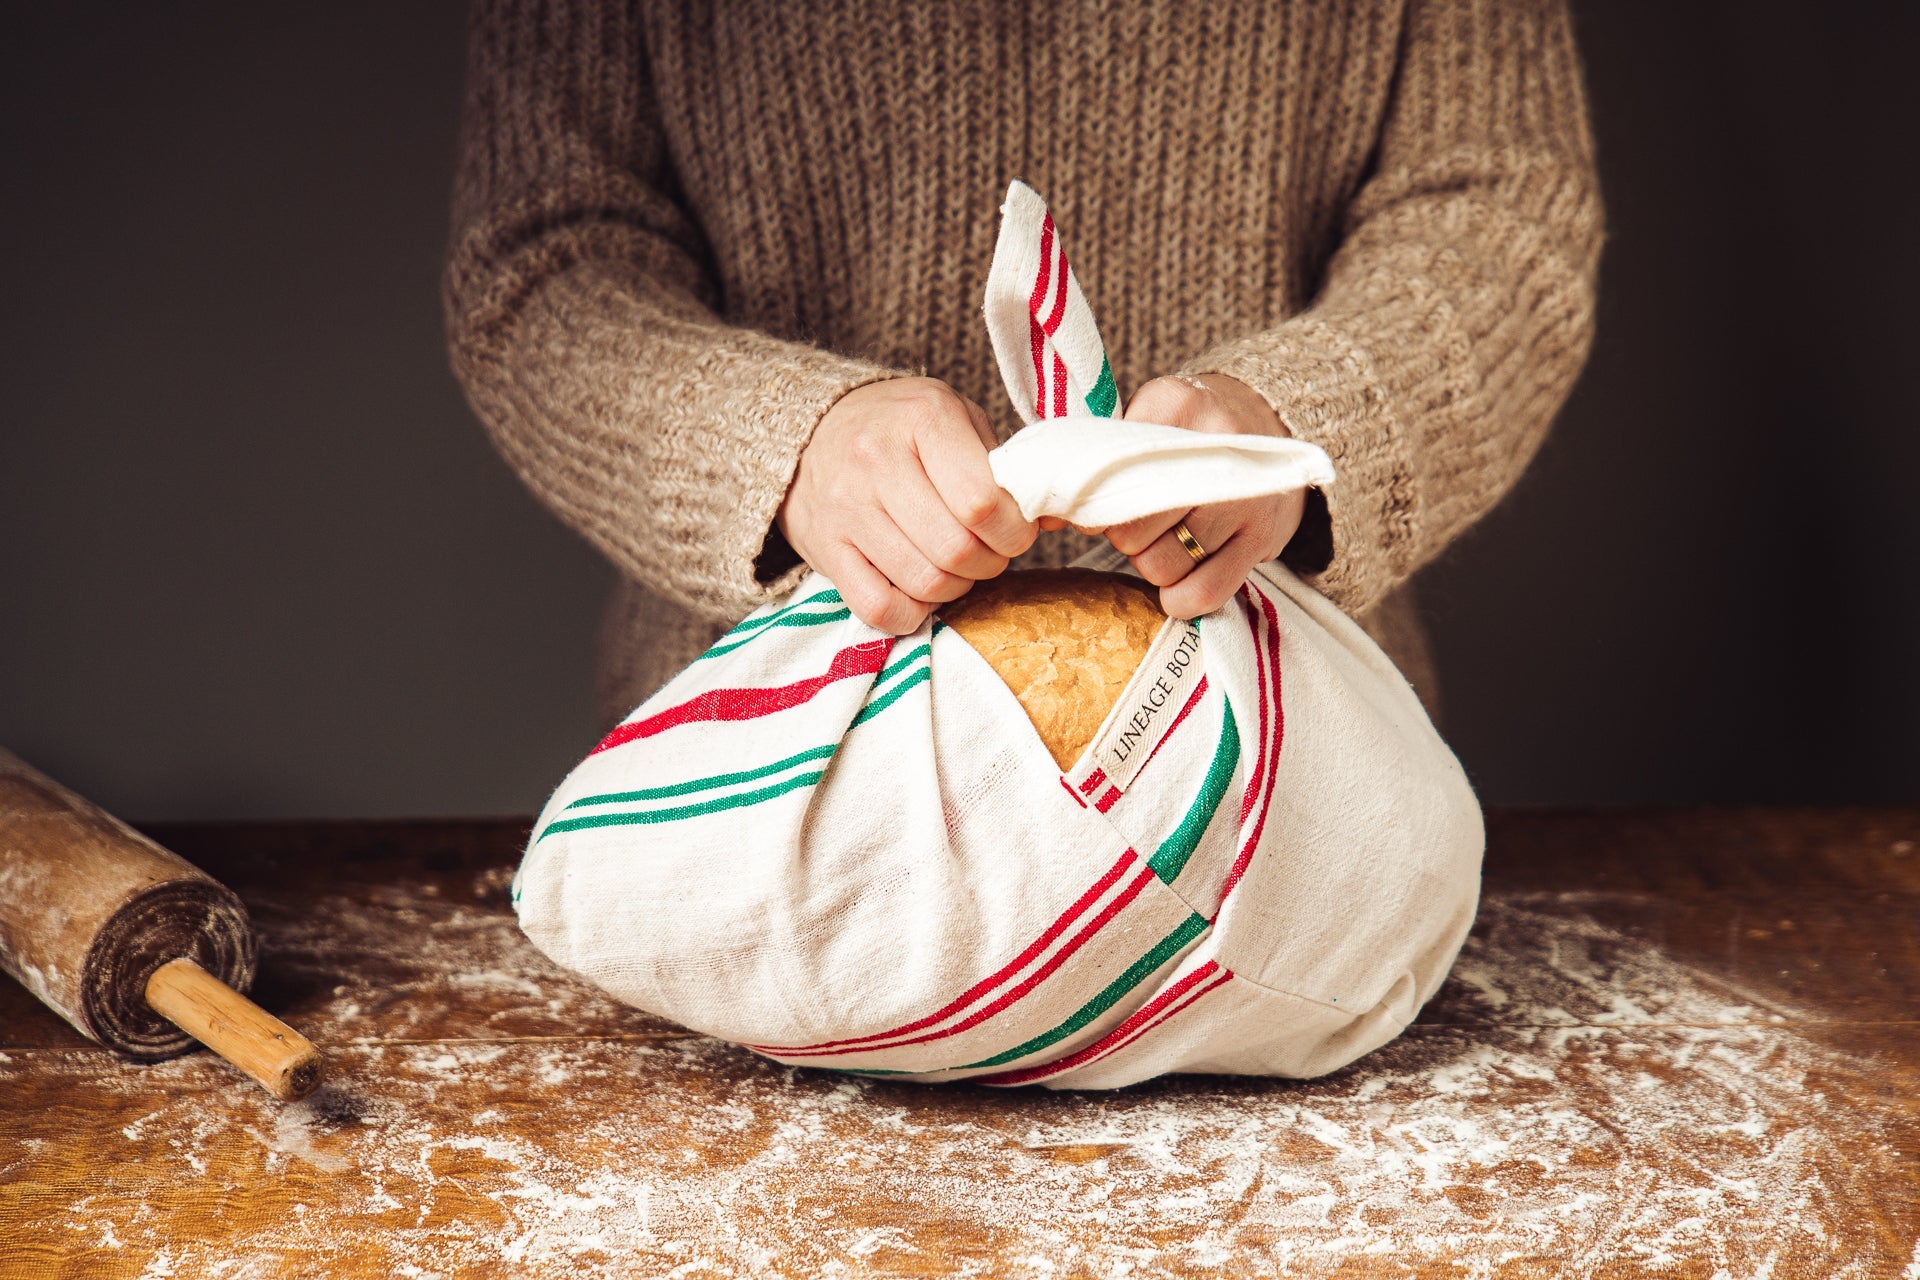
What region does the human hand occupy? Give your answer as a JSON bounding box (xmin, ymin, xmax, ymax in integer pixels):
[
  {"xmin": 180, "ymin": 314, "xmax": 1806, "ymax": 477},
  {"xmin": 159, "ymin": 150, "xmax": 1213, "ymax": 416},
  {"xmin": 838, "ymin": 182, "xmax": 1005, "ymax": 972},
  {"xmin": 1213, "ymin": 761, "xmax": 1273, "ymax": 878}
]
[
  {"xmin": 1098, "ymin": 374, "xmax": 1307, "ymax": 619},
  {"xmin": 777, "ymin": 377, "xmax": 1038, "ymax": 634}
]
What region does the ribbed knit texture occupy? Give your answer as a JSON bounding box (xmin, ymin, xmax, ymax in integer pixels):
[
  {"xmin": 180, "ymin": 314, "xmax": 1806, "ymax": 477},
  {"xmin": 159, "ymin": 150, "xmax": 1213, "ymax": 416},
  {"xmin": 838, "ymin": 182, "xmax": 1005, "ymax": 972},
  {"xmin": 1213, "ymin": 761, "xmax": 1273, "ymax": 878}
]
[{"xmin": 445, "ymin": 0, "xmax": 1602, "ymax": 726}]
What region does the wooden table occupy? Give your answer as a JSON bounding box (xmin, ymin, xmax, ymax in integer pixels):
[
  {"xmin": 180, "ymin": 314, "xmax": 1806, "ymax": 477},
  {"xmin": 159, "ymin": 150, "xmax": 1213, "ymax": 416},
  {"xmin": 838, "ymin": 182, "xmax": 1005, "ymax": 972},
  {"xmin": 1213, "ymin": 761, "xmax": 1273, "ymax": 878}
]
[{"xmin": 2, "ymin": 809, "xmax": 1915, "ymax": 1278}]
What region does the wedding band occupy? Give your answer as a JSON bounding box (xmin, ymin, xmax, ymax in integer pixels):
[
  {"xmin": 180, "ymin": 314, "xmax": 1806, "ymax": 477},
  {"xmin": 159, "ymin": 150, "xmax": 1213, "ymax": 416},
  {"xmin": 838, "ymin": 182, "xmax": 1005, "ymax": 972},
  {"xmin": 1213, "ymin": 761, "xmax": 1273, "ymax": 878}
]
[{"xmin": 1173, "ymin": 521, "xmax": 1209, "ymax": 564}]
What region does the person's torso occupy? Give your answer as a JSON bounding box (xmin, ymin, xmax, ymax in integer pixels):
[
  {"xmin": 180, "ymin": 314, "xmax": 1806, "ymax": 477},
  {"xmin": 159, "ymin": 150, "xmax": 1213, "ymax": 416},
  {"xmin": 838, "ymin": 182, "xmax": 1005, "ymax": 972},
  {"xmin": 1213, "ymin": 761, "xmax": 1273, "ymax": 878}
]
[
  {"xmin": 636, "ymin": 0, "xmax": 1406, "ymax": 439},
  {"xmin": 601, "ymin": 0, "xmax": 1431, "ymax": 723}
]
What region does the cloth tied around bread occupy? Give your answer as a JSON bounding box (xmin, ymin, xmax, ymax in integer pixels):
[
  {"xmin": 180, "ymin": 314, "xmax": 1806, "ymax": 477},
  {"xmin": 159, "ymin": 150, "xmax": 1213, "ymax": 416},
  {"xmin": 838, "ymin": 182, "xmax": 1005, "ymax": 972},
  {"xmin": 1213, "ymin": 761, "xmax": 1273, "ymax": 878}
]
[{"xmin": 510, "ymin": 182, "xmax": 1484, "ymax": 1088}]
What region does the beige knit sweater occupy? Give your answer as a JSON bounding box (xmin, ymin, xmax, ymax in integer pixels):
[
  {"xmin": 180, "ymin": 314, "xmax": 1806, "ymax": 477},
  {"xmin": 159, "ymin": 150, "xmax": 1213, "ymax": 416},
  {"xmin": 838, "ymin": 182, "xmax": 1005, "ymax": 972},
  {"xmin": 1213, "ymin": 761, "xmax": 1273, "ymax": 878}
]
[{"xmin": 445, "ymin": 0, "xmax": 1602, "ymax": 728}]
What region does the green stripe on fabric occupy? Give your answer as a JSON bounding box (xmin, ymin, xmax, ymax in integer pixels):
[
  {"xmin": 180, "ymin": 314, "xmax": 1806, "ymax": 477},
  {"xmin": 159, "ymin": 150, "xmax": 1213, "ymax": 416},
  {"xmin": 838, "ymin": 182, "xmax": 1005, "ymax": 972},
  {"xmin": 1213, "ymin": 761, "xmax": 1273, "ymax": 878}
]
[
  {"xmin": 1147, "ymin": 700, "xmax": 1239, "ymax": 884},
  {"xmin": 700, "ymin": 607, "xmax": 852, "ymax": 660},
  {"xmin": 851, "ymin": 665, "xmax": 930, "ymax": 728},
  {"xmin": 537, "ymin": 769, "xmax": 827, "ymax": 840},
  {"xmin": 562, "ymin": 741, "xmax": 840, "ymax": 810},
  {"xmin": 542, "ymin": 641, "xmax": 941, "ymax": 841},
  {"xmin": 719, "ymin": 588, "xmax": 843, "ymax": 639},
  {"xmin": 875, "ymin": 641, "xmax": 931, "ymax": 684},
  {"xmin": 958, "ymin": 912, "xmax": 1210, "ymax": 1070},
  {"xmin": 1085, "ymin": 354, "xmax": 1118, "ymax": 417},
  {"xmin": 846, "ymin": 639, "xmax": 933, "ymax": 729}
]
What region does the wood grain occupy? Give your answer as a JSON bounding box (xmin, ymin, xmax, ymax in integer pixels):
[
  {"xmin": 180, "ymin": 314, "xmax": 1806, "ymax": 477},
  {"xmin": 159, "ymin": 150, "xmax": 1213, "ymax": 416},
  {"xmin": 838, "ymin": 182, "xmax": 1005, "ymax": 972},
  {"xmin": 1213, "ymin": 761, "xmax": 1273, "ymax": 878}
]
[
  {"xmin": 144, "ymin": 958, "xmax": 321, "ymax": 1101},
  {"xmin": 0, "ymin": 809, "xmax": 1914, "ymax": 1278}
]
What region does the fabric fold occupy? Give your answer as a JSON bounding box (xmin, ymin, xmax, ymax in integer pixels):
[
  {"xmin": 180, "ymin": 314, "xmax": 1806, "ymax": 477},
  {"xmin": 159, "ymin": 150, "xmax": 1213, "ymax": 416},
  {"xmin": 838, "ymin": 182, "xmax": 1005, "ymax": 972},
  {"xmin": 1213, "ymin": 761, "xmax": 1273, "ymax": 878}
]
[{"xmin": 989, "ymin": 417, "xmax": 1336, "ymax": 527}]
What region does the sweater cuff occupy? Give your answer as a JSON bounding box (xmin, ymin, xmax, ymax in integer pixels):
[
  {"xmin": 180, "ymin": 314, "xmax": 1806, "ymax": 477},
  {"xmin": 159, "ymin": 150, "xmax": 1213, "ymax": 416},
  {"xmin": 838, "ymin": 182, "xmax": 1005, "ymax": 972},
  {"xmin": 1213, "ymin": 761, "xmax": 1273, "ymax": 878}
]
[
  {"xmin": 725, "ymin": 359, "xmax": 902, "ymax": 608},
  {"xmin": 1180, "ymin": 317, "xmax": 1419, "ymax": 616}
]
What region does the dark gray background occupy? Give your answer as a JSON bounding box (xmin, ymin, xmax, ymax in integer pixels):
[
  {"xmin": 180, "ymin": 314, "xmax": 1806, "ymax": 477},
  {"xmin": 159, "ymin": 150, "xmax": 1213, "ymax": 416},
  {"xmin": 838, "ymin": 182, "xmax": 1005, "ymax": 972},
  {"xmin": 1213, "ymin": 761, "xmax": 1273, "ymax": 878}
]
[{"xmin": 4, "ymin": 3, "xmax": 1914, "ymax": 820}]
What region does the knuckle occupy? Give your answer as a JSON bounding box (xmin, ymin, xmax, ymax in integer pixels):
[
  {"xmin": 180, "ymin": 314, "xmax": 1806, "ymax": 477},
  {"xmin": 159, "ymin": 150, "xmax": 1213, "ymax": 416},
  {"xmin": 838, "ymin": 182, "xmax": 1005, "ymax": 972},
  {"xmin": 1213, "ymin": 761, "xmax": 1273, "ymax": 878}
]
[
  {"xmin": 905, "ymin": 563, "xmax": 952, "ymax": 601},
  {"xmin": 902, "ymin": 381, "xmax": 958, "ymax": 420},
  {"xmin": 930, "ymin": 527, "xmax": 980, "ymax": 572},
  {"xmin": 822, "ymin": 475, "xmax": 864, "ymax": 509},
  {"xmin": 847, "ymin": 426, "xmax": 893, "ymax": 469},
  {"xmin": 847, "ymin": 583, "xmax": 891, "ymax": 626},
  {"xmin": 952, "ymin": 483, "xmax": 1000, "ymax": 529},
  {"xmin": 867, "ymin": 592, "xmax": 907, "ymax": 631},
  {"xmin": 884, "ymin": 600, "xmax": 929, "ymax": 635},
  {"xmin": 1140, "ymin": 556, "xmax": 1185, "ymax": 588}
]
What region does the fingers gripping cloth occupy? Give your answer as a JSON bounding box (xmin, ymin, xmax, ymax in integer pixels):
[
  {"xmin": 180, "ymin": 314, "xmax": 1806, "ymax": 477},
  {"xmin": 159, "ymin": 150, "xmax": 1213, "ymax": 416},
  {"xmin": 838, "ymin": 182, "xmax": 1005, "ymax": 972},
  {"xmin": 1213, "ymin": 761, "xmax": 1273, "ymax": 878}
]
[
  {"xmin": 512, "ymin": 182, "xmax": 1484, "ymax": 1089},
  {"xmin": 982, "ymin": 179, "xmax": 1336, "ymax": 525}
]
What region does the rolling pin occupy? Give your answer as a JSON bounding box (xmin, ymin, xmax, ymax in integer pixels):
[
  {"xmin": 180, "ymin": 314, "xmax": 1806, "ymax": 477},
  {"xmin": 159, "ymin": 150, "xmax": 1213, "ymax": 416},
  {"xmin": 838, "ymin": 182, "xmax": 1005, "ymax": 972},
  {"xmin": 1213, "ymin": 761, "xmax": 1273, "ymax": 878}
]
[{"xmin": 0, "ymin": 749, "xmax": 321, "ymax": 1100}]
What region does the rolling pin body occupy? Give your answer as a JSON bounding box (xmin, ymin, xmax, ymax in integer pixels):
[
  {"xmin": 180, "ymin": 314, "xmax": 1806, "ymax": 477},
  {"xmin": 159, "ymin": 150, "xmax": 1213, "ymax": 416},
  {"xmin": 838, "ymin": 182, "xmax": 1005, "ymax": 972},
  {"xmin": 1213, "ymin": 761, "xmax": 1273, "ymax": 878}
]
[{"xmin": 0, "ymin": 749, "xmax": 256, "ymax": 1060}]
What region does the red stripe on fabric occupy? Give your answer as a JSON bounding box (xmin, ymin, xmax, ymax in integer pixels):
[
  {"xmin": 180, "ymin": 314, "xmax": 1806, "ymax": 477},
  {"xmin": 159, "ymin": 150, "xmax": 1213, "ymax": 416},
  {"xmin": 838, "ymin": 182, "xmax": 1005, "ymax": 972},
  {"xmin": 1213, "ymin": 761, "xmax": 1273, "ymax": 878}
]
[
  {"xmin": 1029, "ymin": 215, "xmax": 1055, "ymax": 420},
  {"xmin": 1217, "ymin": 588, "xmax": 1285, "ymax": 908},
  {"xmin": 1235, "ymin": 587, "xmax": 1271, "ymax": 826},
  {"xmin": 749, "ymin": 848, "xmax": 1138, "ymax": 1055},
  {"xmin": 1060, "ymin": 776, "xmax": 1089, "ymax": 807},
  {"xmin": 1029, "ymin": 329, "xmax": 1048, "ymax": 420},
  {"xmin": 1219, "ymin": 587, "xmax": 1276, "ymax": 896},
  {"xmin": 1030, "ymin": 214, "xmax": 1056, "ymax": 316},
  {"xmin": 1133, "ymin": 674, "xmax": 1210, "ymax": 783},
  {"xmin": 1094, "ymin": 785, "xmax": 1122, "ymax": 813},
  {"xmin": 1078, "ymin": 767, "xmax": 1108, "ymax": 796},
  {"xmin": 1052, "ymin": 351, "xmax": 1069, "ymax": 418},
  {"xmin": 768, "ymin": 861, "xmax": 1157, "ymax": 1060},
  {"xmin": 974, "ymin": 961, "xmax": 1230, "ymax": 1086},
  {"xmin": 1088, "ymin": 969, "xmax": 1236, "ymax": 1069},
  {"xmin": 1236, "ymin": 587, "xmax": 1267, "ymax": 821},
  {"xmin": 1043, "ymin": 236, "xmax": 1070, "ymax": 334},
  {"xmin": 591, "ymin": 638, "xmax": 893, "ymax": 754}
]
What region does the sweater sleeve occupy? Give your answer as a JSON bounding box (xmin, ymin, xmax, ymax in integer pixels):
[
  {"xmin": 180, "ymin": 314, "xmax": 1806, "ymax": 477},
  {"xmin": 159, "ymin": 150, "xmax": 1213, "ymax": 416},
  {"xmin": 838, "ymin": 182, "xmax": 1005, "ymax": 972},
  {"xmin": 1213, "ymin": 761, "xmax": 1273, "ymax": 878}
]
[
  {"xmin": 443, "ymin": 0, "xmax": 903, "ymax": 622},
  {"xmin": 1181, "ymin": 0, "xmax": 1604, "ymax": 618}
]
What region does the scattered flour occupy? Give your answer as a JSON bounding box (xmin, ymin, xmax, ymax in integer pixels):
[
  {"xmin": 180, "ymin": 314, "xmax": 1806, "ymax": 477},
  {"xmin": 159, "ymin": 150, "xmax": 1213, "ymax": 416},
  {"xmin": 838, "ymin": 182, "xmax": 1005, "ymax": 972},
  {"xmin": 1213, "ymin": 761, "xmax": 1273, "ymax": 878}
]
[
  {"xmin": 14, "ymin": 890, "xmax": 1914, "ymax": 1278},
  {"xmin": 252, "ymin": 879, "xmax": 649, "ymax": 1042},
  {"xmin": 266, "ymin": 1101, "xmax": 348, "ymax": 1173}
]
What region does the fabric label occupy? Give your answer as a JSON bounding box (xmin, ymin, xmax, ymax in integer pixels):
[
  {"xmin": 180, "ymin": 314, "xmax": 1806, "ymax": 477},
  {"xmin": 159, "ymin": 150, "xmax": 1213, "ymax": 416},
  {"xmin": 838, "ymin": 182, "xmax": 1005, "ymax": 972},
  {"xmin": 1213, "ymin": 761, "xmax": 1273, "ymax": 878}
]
[{"xmin": 1091, "ymin": 619, "xmax": 1204, "ymax": 794}]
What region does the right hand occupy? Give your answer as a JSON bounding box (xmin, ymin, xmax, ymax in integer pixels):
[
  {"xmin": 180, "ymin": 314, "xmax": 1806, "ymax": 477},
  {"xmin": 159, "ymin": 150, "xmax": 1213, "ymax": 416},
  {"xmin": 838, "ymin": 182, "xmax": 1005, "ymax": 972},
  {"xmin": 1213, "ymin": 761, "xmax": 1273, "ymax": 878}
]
[{"xmin": 777, "ymin": 378, "xmax": 1038, "ymax": 634}]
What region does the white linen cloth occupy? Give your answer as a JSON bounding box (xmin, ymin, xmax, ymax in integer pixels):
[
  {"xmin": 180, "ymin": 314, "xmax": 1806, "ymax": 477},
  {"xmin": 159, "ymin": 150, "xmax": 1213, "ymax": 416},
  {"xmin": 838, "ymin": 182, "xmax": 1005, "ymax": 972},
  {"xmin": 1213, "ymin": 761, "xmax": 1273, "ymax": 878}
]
[
  {"xmin": 512, "ymin": 182, "xmax": 1483, "ymax": 1088},
  {"xmin": 989, "ymin": 417, "xmax": 1335, "ymax": 527}
]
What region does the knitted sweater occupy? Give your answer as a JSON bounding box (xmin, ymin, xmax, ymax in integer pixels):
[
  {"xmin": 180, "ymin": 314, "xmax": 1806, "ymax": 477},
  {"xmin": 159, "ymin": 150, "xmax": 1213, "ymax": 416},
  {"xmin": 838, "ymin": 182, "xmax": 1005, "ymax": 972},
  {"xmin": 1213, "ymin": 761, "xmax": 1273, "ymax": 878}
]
[{"xmin": 445, "ymin": 0, "xmax": 1602, "ymax": 727}]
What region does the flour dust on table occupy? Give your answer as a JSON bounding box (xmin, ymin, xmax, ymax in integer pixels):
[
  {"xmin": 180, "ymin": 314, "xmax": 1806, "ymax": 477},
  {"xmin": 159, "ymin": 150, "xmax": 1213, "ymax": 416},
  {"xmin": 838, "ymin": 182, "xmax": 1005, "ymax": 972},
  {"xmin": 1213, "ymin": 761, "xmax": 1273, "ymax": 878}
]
[{"xmin": 18, "ymin": 889, "xmax": 1908, "ymax": 1280}]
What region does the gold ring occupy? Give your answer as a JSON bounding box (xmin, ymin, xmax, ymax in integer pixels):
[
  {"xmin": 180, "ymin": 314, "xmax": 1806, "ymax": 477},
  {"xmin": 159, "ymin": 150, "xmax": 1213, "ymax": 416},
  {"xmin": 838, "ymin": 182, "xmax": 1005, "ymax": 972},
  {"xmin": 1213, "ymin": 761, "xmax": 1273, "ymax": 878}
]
[{"xmin": 1172, "ymin": 521, "xmax": 1209, "ymax": 564}]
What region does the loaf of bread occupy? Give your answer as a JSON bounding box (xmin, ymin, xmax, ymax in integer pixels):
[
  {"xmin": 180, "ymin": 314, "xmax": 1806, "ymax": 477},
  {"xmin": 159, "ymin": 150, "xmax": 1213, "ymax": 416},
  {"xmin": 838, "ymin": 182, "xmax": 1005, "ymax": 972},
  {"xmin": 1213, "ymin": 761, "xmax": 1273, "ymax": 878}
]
[{"xmin": 938, "ymin": 569, "xmax": 1165, "ymax": 769}]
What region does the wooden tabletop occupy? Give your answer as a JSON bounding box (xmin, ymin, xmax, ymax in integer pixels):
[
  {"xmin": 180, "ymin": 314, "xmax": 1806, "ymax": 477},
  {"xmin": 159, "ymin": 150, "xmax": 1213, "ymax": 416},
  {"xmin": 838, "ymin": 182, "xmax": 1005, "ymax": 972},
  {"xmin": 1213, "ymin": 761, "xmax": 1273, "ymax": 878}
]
[{"xmin": 1, "ymin": 809, "xmax": 1915, "ymax": 1279}]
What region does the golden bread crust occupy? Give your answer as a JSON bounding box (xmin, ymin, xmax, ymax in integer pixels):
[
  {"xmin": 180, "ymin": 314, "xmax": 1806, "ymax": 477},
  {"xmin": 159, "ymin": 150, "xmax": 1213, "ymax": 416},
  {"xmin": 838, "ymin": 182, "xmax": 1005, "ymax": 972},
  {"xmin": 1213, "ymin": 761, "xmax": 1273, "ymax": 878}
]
[{"xmin": 938, "ymin": 569, "xmax": 1165, "ymax": 769}]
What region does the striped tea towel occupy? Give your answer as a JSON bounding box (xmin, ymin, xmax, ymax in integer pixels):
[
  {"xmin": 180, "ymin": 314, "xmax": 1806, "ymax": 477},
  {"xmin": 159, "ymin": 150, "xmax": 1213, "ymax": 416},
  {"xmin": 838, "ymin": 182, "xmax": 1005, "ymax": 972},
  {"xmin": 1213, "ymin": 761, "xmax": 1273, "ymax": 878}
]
[{"xmin": 511, "ymin": 181, "xmax": 1484, "ymax": 1089}]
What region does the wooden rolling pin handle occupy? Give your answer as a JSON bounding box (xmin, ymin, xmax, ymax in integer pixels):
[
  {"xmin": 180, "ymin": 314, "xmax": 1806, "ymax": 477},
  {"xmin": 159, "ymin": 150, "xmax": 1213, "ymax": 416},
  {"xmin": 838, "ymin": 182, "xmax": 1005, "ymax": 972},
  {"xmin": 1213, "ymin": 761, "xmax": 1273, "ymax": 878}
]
[{"xmin": 143, "ymin": 957, "xmax": 322, "ymax": 1102}]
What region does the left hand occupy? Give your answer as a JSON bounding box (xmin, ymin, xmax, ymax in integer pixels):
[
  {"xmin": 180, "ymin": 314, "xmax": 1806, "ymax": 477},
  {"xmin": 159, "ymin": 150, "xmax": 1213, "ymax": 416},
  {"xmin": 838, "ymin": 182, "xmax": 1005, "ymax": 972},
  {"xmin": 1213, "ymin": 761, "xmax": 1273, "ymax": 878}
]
[{"xmin": 1092, "ymin": 373, "xmax": 1307, "ymax": 619}]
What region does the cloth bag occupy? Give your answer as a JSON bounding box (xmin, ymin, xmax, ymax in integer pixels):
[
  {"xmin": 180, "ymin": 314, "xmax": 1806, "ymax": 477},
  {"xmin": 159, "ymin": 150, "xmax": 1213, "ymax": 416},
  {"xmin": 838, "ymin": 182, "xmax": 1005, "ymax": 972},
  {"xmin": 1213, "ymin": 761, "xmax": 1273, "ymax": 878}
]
[{"xmin": 513, "ymin": 182, "xmax": 1484, "ymax": 1089}]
